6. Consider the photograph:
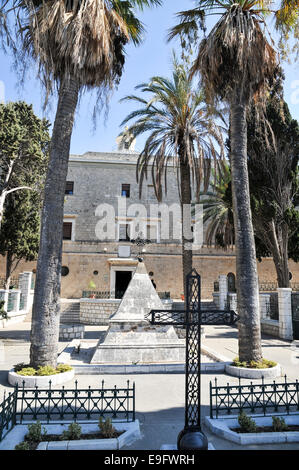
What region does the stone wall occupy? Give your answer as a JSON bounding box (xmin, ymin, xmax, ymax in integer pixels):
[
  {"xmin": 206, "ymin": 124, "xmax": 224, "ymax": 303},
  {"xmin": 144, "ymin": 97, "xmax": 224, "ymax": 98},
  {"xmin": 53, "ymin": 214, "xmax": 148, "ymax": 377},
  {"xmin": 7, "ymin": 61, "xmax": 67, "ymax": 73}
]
[
  {"xmin": 1, "ymin": 150, "xmax": 298, "ymax": 301},
  {"xmin": 261, "ymin": 319, "xmax": 279, "ymax": 337},
  {"xmin": 79, "ymin": 299, "xmax": 121, "ymax": 325},
  {"xmin": 2, "ymin": 253, "xmax": 299, "ymax": 301}
]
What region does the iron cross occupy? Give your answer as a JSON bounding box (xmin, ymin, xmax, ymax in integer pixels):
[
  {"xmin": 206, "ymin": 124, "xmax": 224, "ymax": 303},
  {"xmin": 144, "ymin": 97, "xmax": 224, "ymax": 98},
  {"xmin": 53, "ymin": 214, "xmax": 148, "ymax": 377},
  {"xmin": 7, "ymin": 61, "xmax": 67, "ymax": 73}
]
[{"xmin": 146, "ymin": 269, "xmax": 239, "ymax": 450}]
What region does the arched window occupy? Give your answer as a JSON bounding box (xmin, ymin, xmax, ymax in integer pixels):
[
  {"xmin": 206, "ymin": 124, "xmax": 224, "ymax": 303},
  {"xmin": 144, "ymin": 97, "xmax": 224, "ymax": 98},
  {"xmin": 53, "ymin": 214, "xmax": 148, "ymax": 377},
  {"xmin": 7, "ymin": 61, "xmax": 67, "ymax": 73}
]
[{"xmin": 227, "ymin": 273, "xmax": 236, "ymax": 292}]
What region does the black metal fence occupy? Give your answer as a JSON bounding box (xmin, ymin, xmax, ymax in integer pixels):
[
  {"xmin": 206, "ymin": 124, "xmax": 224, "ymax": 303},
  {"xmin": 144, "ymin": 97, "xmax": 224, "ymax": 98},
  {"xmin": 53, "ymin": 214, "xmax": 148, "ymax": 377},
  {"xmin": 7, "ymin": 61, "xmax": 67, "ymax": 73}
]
[
  {"xmin": 210, "ymin": 376, "xmax": 299, "ymax": 419},
  {"xmin": 82, "ymin": 291, "xmax": 111, "ymax": 299},
  {"xmin": 0, "ymin": 388, "xmax": 18, "ymax": 441},
  {"xmin": 259, "ymin": 282, "xmax": 299, "ymax": 292},
  {"xmin": 0, "ymin": 380, "xmax": 135, "ymax": 441}
]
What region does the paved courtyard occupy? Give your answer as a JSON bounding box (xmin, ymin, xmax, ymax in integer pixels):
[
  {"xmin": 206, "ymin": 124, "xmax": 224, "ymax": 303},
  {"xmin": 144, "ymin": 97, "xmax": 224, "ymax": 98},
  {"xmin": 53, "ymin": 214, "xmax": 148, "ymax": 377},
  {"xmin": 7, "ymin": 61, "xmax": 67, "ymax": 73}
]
[{"xmin": 0, "ymin": 320, "xmax": 299, "ymax": 450}]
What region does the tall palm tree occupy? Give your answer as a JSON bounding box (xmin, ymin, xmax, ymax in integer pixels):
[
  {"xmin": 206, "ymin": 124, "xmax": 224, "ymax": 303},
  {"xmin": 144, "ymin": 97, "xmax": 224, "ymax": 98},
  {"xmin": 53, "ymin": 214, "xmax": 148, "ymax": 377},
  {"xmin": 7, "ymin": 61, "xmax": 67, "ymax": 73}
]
[
  {"xmin": 169, "ymin": 0, "xmax": 293, "ymax": 363},
  {"xmin": 20, "ymin": 0, "xmax": 161, "ymax": 368},
  {"xmin": 120, "ymin": 57, "xmax": 225, "ymax": 300}
]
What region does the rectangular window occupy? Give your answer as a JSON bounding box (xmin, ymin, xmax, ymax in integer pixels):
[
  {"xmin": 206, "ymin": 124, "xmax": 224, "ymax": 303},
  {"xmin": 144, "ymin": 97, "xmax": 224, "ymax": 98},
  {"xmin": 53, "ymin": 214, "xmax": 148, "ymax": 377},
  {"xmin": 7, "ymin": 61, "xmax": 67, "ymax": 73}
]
[
  {"xmin": 119, "ymin": 224, "xmax": 130, "ymax": 241},
  {"xmin": 121, "ymin": 184, "xmax": 130, "ymax": 198},
  {"xmin": 63, "ymin": 222, "xmax": 72, "ymax": 240},
  {"xmin": 65, "ymin": 181, "xmax": 74, "ymax": 195}
]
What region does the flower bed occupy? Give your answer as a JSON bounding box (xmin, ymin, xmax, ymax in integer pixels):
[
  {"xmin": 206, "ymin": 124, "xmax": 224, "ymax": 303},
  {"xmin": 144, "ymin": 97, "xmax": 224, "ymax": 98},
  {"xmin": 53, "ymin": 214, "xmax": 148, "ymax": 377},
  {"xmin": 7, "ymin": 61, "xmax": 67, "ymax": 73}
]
[
  {"xmin": 225, "ymin": 358, "xmax": 281, "ymax": 379},
  {"xmin": 205, "ymin": 413, "xmax": 299, "ymax": 444},
  {"xmin": 0, "ymin": 420, "xmax": 141, "ymax": 451},
  {"xmin": 8, "ymin": 364, "xmax": 74, "ymax": 388},
  {"xmin": 15, "ymin": 419, "xmax": 124, "ymax": 450}
]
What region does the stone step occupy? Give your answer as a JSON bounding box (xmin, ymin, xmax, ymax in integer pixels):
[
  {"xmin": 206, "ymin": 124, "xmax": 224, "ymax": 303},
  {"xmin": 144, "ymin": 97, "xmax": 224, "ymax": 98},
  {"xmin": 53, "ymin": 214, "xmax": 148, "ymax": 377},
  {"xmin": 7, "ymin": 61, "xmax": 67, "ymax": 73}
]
[{"xmin": 60, "ymin": 301, "xmax": 80, "ymax": 323}]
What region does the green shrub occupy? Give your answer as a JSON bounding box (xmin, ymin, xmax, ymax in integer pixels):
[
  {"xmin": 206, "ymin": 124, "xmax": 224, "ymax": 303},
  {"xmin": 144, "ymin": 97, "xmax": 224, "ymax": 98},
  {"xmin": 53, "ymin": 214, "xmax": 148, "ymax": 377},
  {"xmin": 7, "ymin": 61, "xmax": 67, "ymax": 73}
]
[
  {"xmin": 16, "ymin": 363, "xmax": 72, "ymax": 376},
  {"xmin": 238, "ymin": 411, "xmax": 257, "ymax": 433},
  {"xmin": 98, "ymin": 417, "xmax": 117, "ymax": 438},
  {"xmin": 61, "ymin": 422, "xmax": 82, "ymax": 440},
  {"xmin": 272, "ymin": 416, "xmax": 289, "ymax": 432},
  {"xmin": 232, "ymin": 357, "xmax": 277, "ymax": 369},
  {"xmin": 56, "ymin": 364, "xmax": 72, "ymax": 373},
  {"xmin": 15, "ymin": 441, "xmax": 30, "ymax": 450},
  {"xmin": 26, "ymin": 421, "xmax": 47, "ymax": 442},
  {"xmin": 35, "ymin": 365, "xmax": 59, "ymax": 376},
  {"xmin": 16, "ymin": 367, "xmax": 37, "ymax": 376}
]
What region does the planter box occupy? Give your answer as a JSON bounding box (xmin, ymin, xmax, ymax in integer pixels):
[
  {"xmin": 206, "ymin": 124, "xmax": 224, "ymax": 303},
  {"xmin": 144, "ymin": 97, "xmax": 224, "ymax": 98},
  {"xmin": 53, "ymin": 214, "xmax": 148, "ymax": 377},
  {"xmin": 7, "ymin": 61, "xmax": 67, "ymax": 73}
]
[
  {"xmin": 8, "ymin": 368, "xmax": 75, "ymax": 388},
  {"xmin": 205, "ymin": 414, "xmax": 299, "ymax": 445},
  {"xmin": 0, "ymin": 421, "xmax": 141, "ymax": 451},
  {"xmin": 225, "ymin": 363, "xmax": 281, "ymax": 379}
]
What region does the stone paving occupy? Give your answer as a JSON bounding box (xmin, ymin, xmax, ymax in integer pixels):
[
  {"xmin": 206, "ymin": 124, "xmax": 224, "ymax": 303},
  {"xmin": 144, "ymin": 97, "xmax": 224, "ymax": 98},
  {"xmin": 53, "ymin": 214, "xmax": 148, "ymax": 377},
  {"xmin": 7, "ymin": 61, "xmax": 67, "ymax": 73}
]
[{"xmin": 0, "ymin": 320, "xmax": 299, "ymax": 450}]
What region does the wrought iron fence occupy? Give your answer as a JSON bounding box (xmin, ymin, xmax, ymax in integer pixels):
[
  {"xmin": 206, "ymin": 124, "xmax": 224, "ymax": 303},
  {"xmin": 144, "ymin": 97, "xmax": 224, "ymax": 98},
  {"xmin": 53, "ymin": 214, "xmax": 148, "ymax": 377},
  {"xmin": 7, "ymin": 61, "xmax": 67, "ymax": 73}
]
[
  {"xmin": 0, "ymin": 389, "xmax": 17, "ymax": 441},
  {"xmin": 82, "ymin": 291, "xmax": 111, "ymax": 299},
  {"xmin": 0, "ymin": 380, "xmax": 135, "ymax": 441},
  {"xmin": 259, "ymin": 282, "xmax": 299, "ymax": 292},
  {"xmin": 210, "ymin": 376, "xmax": 299, "ymax": 419},
  {"xmin": 259, "ymin": 282, "xmax": 278, "ymax": 292},
  {"xmin": 16, "ymin": 380, "xmax": 135, "ymax": 424}
]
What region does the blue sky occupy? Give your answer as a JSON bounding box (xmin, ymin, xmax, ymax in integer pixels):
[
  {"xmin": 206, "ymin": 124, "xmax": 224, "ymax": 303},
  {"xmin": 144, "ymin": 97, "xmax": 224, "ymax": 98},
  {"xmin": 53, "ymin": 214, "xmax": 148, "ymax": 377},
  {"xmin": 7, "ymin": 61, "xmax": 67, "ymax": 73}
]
[{"xmin": 0, "ymin": 0, "xmax": 298, "ymax": 155}]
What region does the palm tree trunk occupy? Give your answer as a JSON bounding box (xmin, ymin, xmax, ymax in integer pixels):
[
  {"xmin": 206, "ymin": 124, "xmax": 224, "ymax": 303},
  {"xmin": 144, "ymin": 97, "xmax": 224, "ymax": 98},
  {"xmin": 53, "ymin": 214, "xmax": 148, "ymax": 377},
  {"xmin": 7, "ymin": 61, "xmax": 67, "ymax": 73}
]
[
  {"xmin": 4, "ymin": 251, "xmax": 12, "ymax": 290},
  {"xmin": 268, "ymin": 220, "xmax": 290, "ymax": 288},
  {"xmin": 30, "ymin": 75, "xmax": 80, "ymax": 368},
  {"xmin": 180, "ymin": 156, "xmax": 193, "ymax": 305},
  {"xmin": 230, "ymin": 96, "xmax": 262, "ymax": 363}
]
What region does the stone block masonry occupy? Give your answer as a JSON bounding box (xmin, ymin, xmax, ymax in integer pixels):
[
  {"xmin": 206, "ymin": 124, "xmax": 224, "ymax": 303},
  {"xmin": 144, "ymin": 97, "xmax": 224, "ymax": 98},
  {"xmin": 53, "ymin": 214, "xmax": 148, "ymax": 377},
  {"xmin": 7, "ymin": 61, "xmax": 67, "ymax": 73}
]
[
  {"xmin": 80, "ymin": 299, "xmax": 121, "ymax": 325},
  {"xmin": 59, "ymin": 324, "xmax": 85, "ymax": 340}
]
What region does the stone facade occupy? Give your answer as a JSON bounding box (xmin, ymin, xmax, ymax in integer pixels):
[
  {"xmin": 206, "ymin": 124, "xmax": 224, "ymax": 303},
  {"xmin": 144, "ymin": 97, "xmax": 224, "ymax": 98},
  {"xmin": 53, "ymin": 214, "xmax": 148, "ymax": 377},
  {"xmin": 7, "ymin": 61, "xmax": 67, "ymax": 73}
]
[
  {"xmin": 80, "ymin": 299, "xmax": 121, "ymax": 325},
  {"xmin": 1, "ymin": 150, "xmax": 298, "ymax": 300}
]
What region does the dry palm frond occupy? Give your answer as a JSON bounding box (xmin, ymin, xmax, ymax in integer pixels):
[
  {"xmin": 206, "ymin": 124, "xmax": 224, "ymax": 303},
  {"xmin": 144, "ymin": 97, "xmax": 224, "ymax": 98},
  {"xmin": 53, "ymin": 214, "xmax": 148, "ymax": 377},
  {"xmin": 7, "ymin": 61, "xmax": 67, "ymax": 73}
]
[
  {"xmin": 23, "ymin": 0, "xmax": 131, "ymax": 91},
  {"xmin": 192, "ymin": 4, "xmax": 278, "ymax": 104}
]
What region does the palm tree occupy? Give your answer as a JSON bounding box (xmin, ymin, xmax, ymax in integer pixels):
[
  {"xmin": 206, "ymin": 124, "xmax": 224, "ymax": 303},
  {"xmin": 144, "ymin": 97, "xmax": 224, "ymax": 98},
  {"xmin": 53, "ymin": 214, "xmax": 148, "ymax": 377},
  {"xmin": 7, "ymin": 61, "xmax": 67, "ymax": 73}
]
[
  {"xmin": 120, "ymin": 57, "xmax": 225, "ymax": 300},
  {"xmin": 200, "ymin": 160, "xmax": 234, "ymax": 250},
  {"xmin": 169, "ymin": 1, "xmax": 293, "ymax": 363},
  {"xmin": 20, "ymin": 0, "xmax": 161, "ymax": 368}
]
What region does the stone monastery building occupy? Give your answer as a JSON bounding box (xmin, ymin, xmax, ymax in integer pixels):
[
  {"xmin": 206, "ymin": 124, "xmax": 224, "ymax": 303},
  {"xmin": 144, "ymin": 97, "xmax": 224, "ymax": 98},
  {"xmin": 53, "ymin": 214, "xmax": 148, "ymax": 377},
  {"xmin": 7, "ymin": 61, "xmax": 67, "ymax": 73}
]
[{"xmin": 1, "ymin": 138, "xmax": 298, "ymax": 300}]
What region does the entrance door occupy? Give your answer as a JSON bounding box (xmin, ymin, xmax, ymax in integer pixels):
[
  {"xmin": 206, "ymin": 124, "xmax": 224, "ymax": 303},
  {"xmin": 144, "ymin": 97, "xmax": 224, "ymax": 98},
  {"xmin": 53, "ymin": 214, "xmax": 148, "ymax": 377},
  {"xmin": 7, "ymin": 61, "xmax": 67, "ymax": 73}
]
[
  {"xmin": 292, "ymin": 293, "xmax": 299, "ymax": 340},
  {"xmin": 115, "ymin": 271, "xmax": 132, "ymax": 299}
]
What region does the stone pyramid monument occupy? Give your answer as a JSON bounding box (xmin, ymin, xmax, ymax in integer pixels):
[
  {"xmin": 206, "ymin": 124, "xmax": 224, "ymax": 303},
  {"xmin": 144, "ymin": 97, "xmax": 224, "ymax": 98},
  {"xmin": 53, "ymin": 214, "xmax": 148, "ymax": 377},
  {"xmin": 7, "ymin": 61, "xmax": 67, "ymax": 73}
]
[{"xmin": 91, "ymin": 262, "xmax": 185, "ymax": 364}]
